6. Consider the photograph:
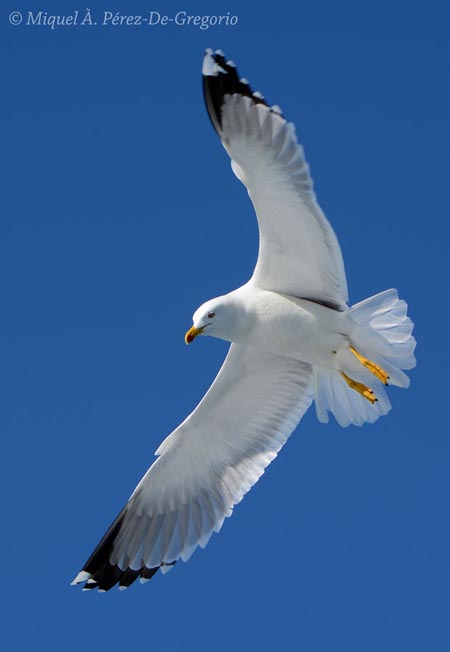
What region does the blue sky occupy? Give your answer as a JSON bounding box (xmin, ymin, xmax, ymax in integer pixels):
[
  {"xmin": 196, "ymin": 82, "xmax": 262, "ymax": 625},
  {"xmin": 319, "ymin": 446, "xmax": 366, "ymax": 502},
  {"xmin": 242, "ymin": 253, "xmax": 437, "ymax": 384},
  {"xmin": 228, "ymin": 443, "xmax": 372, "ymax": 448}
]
[{"xmin": 2, "ymin": 0, "xmax": 449, "ymax": 649}]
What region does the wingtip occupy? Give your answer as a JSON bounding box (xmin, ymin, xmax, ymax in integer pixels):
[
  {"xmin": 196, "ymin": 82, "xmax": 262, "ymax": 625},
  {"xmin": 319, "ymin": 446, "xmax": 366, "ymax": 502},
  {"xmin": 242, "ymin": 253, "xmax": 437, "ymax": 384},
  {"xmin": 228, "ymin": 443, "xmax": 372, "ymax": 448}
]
[
  {"xmin": 71, "ymin": 570, "xmax": 92, "ymax": 585},
  {"xmin": 202, "ymin": 49, "xmax": 226, "ymax": 77},
  {"xmin": 201, "ymin": 49, "xmax": 273, "ymax": 121}
]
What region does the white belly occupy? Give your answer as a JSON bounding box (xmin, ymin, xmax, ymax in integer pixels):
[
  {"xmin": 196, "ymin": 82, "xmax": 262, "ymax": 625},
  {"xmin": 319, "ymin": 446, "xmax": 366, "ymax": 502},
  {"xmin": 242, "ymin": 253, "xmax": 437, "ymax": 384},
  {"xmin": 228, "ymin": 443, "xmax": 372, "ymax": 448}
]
[{"xmin": 236, "ymin": 289, "xmax": 352, "ymax": 369}]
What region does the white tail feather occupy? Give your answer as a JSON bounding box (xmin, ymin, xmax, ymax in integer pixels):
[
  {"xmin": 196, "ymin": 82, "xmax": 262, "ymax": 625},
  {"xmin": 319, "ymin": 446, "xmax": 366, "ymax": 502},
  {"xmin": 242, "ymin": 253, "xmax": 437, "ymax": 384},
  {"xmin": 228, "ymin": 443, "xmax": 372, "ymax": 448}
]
[
  {"xmin": 314, "ymin": 289, "xmax": 416, "ymax": 427},
  {"xmin": 348, "ymin": 289, "xmax": 416, "ymax": 377}
]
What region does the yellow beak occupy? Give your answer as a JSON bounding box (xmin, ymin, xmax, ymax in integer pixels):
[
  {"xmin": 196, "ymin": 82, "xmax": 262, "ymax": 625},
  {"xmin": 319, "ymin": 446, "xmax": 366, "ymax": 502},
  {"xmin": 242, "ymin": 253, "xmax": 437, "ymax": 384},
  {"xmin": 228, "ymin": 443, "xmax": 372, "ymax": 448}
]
[{"xmin": 185, "ymin": 325, "xmax": 205, "ymax": 345}]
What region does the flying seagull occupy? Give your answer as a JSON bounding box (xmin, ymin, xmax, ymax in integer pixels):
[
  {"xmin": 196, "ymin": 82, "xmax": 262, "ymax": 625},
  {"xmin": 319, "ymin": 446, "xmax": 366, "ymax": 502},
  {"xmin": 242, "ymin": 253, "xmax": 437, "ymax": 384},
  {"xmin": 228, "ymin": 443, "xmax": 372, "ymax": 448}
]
[{"xmin": 72, "ymin": 49, "xmax": 416, "ymax": 592}]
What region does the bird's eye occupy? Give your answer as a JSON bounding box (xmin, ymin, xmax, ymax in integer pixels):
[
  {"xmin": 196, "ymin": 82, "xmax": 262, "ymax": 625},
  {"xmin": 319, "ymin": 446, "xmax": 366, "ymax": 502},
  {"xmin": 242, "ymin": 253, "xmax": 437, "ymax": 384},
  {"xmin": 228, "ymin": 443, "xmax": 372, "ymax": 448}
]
[{"xmin": 208, "ymin": 312, "xmax": 215, "ymax": 319}]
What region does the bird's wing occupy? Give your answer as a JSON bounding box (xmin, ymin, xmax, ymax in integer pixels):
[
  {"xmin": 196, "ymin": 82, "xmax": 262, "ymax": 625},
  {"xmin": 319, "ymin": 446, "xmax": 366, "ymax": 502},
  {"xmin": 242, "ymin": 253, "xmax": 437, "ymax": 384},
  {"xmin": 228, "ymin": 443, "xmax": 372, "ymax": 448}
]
[
  {"xmin": 72, "ymin": 344, "xmax": 313, "ymax": 591},
  {"xmin": 203, "ymin": 49, "xmax": 348, "ymax": 311}
]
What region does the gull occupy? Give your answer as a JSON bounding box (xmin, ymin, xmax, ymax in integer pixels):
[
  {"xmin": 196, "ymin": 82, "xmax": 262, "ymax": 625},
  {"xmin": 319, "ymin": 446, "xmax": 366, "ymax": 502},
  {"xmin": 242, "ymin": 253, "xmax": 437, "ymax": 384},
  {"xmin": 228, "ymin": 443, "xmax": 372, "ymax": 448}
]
[{"xmin": 72, "ymin": 49, "xmax": 416, "ymax": 592}]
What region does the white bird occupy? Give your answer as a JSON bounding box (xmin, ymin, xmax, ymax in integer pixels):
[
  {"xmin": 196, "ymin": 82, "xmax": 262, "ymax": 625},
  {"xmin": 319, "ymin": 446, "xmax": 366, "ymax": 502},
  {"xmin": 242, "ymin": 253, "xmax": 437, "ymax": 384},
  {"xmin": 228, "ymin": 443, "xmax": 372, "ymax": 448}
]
[{"xmin": 72, "ymin": 49, "xmax": 416, "ymax": 592}]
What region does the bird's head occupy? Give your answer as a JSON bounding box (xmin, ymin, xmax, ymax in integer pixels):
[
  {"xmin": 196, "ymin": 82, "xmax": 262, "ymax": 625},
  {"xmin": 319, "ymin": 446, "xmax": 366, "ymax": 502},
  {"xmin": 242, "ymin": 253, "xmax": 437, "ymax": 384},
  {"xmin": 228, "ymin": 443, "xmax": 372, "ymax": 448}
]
[{"xmin": 185, "ymin": 295, "xmax": 243, "ymax": 345}]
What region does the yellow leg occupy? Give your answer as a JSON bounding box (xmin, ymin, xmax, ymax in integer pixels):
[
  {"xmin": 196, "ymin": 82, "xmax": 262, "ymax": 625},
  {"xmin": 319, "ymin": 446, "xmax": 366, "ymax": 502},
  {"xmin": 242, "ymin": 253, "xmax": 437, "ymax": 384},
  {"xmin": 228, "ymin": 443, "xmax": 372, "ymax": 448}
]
[
  {"xmin": 349, "ymin": 345, "xmax": 389, "ymax": 385},
  {"xmin": 340, "ymin": 371, "xmax": 378, "ymax": 404}
]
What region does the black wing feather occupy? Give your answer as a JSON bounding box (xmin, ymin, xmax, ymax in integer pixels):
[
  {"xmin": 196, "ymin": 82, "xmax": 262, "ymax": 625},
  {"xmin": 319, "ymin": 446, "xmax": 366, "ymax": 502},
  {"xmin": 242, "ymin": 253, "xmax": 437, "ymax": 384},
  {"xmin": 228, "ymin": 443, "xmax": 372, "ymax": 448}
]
[
  {"xmin": 73, "ymin": 505, "xmax": 169, "ymax": 592},
  {"xmin": 202, "ymin": 49, "xmax": 276, "ymax": 136}
]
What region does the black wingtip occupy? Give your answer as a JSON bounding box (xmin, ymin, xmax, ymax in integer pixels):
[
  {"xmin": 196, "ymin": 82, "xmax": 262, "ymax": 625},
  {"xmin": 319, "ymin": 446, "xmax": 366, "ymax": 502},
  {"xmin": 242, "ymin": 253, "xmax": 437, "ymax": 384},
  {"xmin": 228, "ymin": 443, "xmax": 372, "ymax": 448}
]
[
  {"xmin": 202, "ymin": 49, "xmax": 274, "ymax": 135},
  {"xmin": 71, "ymin": 505, "xmax": 168, "ymax": 592}
]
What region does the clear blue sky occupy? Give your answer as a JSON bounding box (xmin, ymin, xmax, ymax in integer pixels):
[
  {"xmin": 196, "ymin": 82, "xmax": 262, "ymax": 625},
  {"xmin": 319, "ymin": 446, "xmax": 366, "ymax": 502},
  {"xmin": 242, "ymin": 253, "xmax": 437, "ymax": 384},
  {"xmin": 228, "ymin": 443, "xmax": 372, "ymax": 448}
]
[{"xmin": 2, "ymin": 0, "xmax": 449, "ymax": 650}]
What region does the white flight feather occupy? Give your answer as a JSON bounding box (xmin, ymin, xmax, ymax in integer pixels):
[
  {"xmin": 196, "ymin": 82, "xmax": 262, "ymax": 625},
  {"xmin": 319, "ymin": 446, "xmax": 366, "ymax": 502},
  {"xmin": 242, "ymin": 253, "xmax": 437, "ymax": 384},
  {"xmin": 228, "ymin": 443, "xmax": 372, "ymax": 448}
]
[
  {"xmin": 219, "ymin": 93, "xmax": 348, "ymax": 309},
  {"xmin": 107, "ymin": 344, "xmax": 313, "ymax": 570}
]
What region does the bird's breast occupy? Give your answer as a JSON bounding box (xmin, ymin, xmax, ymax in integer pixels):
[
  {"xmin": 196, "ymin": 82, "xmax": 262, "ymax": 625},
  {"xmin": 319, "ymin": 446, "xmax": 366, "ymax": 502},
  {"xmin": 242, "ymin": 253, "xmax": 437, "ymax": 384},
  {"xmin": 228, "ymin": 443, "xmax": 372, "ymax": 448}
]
[{"xmin": 236, "ymin": 290, "xmax": 348, "ymax": 366}]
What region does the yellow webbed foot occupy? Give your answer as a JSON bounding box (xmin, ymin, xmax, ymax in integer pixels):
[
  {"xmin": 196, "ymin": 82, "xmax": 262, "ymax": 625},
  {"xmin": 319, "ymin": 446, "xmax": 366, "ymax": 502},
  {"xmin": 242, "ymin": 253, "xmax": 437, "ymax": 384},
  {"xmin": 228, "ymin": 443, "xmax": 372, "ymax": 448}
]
[
  {"xmin": 340, "ymin": 371, "xmax": 378, "ymax": 405},
  {"xmin": 349, "ymin": 345, "xmax": 389, "ymax": 385}
]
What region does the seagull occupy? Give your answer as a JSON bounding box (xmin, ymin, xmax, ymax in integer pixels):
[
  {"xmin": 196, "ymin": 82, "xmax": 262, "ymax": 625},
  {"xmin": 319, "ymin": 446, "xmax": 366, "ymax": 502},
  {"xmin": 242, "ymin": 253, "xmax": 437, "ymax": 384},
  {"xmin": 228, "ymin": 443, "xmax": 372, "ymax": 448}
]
[{"xmin": 72, "ymin": 49, "xmax": 416, "ymax": 592}]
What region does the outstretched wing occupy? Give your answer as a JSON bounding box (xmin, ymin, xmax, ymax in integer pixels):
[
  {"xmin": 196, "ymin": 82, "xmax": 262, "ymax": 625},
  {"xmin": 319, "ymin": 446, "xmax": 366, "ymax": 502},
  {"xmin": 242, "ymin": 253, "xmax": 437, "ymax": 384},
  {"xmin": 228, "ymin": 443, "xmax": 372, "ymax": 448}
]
[
  {"xmin": 202, "ymin": 49, "xmax": 348, "ymax": 311},
  {"xmin": 72, "ymin": 344, "xmax": 313, "ymax": 591}
]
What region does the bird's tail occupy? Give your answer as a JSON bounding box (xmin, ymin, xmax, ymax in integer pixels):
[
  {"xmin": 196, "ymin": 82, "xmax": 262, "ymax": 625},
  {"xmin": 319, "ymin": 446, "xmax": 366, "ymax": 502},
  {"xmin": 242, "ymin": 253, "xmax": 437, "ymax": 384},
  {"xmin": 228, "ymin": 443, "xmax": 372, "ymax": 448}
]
[{"xmin": 314, "ymin": 289, "xmax": 416, "ymax": 427}]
